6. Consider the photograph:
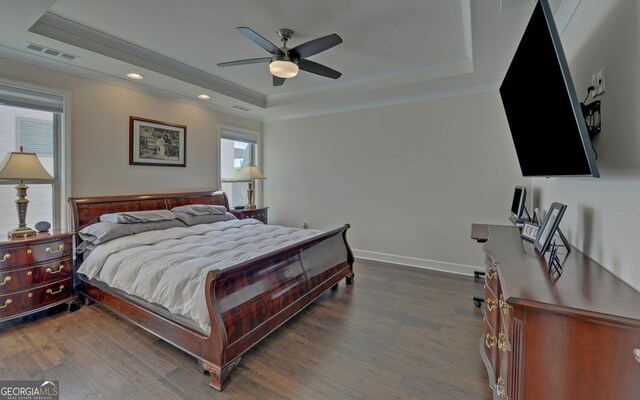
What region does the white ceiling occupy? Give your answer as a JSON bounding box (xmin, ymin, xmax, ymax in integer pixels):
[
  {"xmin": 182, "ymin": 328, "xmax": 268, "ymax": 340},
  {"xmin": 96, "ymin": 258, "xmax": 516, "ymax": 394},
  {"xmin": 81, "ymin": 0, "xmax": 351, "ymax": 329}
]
[{"xmin": 0, "ymin": 0, "xmax": 574, "ymax": 121}]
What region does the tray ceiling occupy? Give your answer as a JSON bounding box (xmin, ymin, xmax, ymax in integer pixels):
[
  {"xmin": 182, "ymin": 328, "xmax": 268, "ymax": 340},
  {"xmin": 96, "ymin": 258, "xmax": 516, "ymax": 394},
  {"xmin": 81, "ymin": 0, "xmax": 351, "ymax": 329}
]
[{"xmin": 0, "ymin": 0, "xmax": 551, "ymax": 120}]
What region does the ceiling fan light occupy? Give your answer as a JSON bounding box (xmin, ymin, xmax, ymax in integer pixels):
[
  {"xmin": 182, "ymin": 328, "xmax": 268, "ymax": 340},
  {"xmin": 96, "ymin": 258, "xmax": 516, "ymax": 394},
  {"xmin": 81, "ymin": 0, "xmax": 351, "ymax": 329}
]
[{"xmin": 269, "ymin": 60, "xmax": 298, "ymax": 78}]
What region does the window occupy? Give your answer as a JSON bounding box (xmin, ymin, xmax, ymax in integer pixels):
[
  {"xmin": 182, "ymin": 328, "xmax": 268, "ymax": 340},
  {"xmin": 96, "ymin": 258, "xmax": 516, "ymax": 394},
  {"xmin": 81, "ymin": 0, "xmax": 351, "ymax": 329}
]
[
  {"xmin": 219, "ymin": 126, "xmax": 259, "ymax": 207},
  {"xmin": 0, "ymin": 83, "xmax": 66, "ymax": 234}
]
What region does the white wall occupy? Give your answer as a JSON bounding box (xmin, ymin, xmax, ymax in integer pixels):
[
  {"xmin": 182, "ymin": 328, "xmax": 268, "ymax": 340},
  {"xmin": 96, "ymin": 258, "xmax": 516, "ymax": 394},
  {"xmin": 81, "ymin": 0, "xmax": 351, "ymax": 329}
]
[
  {"xmin": 0, "ymin": 56, "xmax": 262, "ymax": 198},
  {"xmin": 264, "ymin": 91, "xmax": 528, "ymax": 273},
  {"xmin": 533, "ymin": 0, "xmax": 640, "ymax": 292}
]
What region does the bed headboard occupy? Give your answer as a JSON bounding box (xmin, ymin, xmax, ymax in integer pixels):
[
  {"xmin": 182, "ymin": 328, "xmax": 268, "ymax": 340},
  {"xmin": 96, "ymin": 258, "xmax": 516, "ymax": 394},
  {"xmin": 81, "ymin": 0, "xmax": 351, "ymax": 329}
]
[{"xmin": 69, "ymin": 190, "xmax": 229, "ymax": 232}]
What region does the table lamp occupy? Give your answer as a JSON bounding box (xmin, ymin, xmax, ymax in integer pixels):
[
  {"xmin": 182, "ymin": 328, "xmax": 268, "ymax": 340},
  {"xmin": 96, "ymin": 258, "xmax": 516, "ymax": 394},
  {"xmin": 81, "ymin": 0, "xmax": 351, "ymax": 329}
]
[
  {"xmin": 0, "ymin": 147, "xmax": 53, "ymax": 239},
  {"xmin": 237, "ymin": 165, "xmax": 265, "ymax": 209}
]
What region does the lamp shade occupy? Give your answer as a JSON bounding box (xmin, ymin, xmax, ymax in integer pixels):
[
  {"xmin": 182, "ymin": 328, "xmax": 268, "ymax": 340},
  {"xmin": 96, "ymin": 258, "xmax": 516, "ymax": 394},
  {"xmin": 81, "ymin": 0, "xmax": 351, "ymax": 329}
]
[
  {"xmin": 237, "ymin": 165, "xmax": 266, "ymax": 180},
  {"xmin": 0, "ymin": 148, "xmax": 53, "ymax": 181}
]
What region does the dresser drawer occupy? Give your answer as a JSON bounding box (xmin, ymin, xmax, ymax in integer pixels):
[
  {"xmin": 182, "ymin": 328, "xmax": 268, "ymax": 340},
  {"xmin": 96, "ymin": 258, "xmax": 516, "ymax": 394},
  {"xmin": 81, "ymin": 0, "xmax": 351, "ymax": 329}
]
[
  {"xmin": 498, "ymin": 326, "xmax": 510, "ymax": 374},
  {"xmin": 484, "ymin": 283, "xmax": 499, "ymax": 331},
  {"xmin": 495, "ymin": 372, "xmax": 508, "ymax": 400},
  {"xmin": 0, "ymin": 237, "xmax": 71, "ymax": 269},
  {"xmin": 485, "ymin": 258, "xmax": 499, "ymax": 292},
  {"xmin": 483, "ymin": 317, "xmax": 499, "ymax": 375},
  {"xmin": 0, "ymin": 259, "xmax": 72, "ymax": 293},
  {"xmin": 0, "ymin": 278, "xmax": 72, "ymax": 319}
]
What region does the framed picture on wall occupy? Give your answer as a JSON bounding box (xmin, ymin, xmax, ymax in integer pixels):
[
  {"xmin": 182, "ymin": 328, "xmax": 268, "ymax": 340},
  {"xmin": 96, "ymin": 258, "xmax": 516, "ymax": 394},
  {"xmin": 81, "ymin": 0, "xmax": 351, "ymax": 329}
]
[
  {"xmin": 534, "ymin": 202, "xmax": 568, "ymax": 254},
  {"xmin": 129, "ymin": 116, "xmax": 186, "ymax": 167}
]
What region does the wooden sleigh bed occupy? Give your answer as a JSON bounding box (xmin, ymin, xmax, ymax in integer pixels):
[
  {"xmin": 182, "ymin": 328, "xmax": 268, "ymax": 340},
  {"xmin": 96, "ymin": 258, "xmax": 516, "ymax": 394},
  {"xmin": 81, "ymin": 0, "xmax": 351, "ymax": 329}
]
[{"xmin": 69, "ymin": 191, "xmax": 354, "ymax": 391}]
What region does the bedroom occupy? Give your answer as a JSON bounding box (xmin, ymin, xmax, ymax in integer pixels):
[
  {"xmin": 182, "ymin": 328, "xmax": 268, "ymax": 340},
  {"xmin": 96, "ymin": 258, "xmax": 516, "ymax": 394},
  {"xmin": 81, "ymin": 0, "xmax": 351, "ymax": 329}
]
[{"xmin": 0, "ymin": 0, "xmax": 639, "ymax": 399}]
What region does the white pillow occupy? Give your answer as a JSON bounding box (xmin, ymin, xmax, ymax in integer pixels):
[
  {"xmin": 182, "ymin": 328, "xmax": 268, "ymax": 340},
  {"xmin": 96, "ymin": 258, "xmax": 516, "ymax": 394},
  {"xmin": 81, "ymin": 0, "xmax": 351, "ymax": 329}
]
[
  {"xmin": 77, "ymin": 219, "xmax": 185, "ymax": 253},
  {"xmin": 100, "ymin": 209, "xmax": 177, "ymax": 224},
  {"xmin": 174, "ymin": 211, "xmax": 237, "ymax": 226},
  {"xmin": 171, "ymin": 204, "xmax": 227, "ymax": 216}
]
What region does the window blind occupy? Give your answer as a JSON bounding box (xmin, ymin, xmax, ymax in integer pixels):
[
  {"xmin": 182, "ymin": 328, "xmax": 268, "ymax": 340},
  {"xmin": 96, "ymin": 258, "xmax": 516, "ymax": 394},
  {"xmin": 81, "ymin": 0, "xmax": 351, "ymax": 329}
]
[{"xmin": 17, "ymin": 118, "xmax": 54, "ymax": 156}]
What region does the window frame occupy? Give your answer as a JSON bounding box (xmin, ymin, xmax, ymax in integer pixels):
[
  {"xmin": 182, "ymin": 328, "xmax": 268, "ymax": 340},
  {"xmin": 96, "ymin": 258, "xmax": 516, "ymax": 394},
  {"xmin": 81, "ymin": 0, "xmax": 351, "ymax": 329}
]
[
  {"xmin": 0, "ymin": 78, "xmax": 71, "ymax": 232},
  {"xmin": 217, "ymin": 124, "xmax": 262, "ymax": 207}
]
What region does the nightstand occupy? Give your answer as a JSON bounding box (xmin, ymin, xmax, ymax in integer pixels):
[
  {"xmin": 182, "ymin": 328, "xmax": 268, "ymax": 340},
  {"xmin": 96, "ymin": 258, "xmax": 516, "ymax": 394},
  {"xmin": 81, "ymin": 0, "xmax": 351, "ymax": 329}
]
[
  {"xmin": 230, "ymin": 207, "xmax": 269, "ymax": 224},
  {"xmin": 0, "ymin": 231, "xmax": 76, "ymax": 324}
]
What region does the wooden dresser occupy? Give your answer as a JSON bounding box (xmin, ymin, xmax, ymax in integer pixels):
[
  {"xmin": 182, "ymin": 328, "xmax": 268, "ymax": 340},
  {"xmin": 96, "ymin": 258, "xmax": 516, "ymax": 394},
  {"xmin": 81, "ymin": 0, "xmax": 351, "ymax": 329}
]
[
  {"xmin": 472, "ymin": 224, "xmax": 640, "ymax": 399},
  {"xmin": 0, "ymin": 231, "xmax": 75, "ymax": 323}
]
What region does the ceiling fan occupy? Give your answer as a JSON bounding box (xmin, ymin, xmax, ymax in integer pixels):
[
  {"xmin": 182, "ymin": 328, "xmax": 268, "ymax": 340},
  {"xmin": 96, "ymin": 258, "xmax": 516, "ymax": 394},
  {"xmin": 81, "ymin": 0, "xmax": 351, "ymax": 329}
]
[{"xmin": 217, "ymin": 27, "xmax": 343, "ymax": 86}]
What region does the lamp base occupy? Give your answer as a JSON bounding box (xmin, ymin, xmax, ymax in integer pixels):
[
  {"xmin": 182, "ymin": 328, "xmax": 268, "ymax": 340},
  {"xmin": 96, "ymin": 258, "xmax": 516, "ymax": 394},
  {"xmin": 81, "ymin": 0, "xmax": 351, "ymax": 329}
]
[
  {"xmin": 245, "ymin": 180, "xmax": 256, "ymax": 210},
  {"xmin": 8, "ymin": 226, "xmax": 37, "ymax": 239}
]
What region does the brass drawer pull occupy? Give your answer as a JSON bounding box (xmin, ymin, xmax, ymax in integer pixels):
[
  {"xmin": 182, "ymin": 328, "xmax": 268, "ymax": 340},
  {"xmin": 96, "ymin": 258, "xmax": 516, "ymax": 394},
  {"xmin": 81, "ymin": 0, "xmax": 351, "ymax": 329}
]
[
  {"xmin": 0, "ymin": 276, "xmax": 11, "ymax": 286},
  {"xmin": 499, "ymin": 294, "xmax": 509, "ymax": 315},
  {"xmin": 46, "ymin": 285, "xmax": 65, "ymax": 295},
  {"xmin": 496, "ymin": 377, "xmax": 506, "ymax": 398},
  {"xmin": 45, "ymin": 245, "xmax": 64, "ymax": 254},
  {"xmin": 486, "ymin": 267, "xmax": 496, "ymax": 280},
  {"xmin": 498, "ymin": 333, "xmax": 508, "ymax": 352},
  {"xmin": 45, "ymin": 265, "xmax": 64, "ymax": 275},
  {"xmin": 486, "ymin": 298, "xmax": 496, "ymax": 312},
  {"xmin": 0, "ymin": 253, "xmax": 10, "ymax": 263},
  {"xmin": 634, "ymin": 349, "xmax": 640, "ymax": 364},
  {"xmin": 485, "ymin": 333, "xmax": 496, "ymax": 349},
  {"xmin": 0, "ymin": 298, "xmax": 12, "ymax": 309}
]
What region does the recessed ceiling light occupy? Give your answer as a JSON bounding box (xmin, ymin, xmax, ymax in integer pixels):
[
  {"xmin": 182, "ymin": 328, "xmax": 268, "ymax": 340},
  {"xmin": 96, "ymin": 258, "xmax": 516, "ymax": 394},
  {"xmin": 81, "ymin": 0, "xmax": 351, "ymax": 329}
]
[
  {"xmin": 126, "ymin": 73, "xmax": 143, "ymax": 80},
  {"xmin": 198, "ymin": 94, "xmax": 211, "ymax": 100}
]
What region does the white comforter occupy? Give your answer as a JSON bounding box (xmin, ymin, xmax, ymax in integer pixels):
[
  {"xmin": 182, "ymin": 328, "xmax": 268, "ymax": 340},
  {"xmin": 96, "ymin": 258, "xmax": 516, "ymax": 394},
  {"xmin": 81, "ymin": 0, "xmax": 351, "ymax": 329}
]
[{"xmin": 78, "ymin": 219, "xmax": 323, "ymax": 334}]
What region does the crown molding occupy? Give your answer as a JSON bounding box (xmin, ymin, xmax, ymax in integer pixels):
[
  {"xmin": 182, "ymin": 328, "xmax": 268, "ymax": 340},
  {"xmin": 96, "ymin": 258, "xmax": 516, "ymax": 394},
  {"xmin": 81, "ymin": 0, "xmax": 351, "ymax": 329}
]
[{"xmin": 29, "ymin": 12, "xmax": 266, "ymax": 108}]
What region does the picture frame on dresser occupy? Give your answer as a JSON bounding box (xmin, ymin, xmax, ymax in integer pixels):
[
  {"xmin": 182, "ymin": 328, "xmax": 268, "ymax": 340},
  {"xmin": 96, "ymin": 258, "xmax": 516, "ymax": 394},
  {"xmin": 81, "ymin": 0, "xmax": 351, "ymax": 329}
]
[
  {"xmin": 520, "ymin": 221, "xmax": 540, "ymax": 242},
  {"xmin": 534, "ymin": 202, "xmax": 567, "ymax": 253}
]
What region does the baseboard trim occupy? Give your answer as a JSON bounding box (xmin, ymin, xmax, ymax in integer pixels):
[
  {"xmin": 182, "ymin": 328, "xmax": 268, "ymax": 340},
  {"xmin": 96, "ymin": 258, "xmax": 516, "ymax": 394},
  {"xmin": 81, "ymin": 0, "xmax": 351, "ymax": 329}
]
[{"xmin": 353, "ymin": 249, "xmax": 478, "ymax": 277}]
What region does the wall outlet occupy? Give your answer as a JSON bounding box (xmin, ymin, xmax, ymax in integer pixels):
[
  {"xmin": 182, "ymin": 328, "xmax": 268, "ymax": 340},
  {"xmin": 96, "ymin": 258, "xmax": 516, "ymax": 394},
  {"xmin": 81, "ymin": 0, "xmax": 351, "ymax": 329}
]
[
  {"xmin": 596, "ymin": 69, "xmax": 605, "ymax": 95},
  {"xmin": 591, "ymin": 73, "xmax": 598, "ymax": 98}
]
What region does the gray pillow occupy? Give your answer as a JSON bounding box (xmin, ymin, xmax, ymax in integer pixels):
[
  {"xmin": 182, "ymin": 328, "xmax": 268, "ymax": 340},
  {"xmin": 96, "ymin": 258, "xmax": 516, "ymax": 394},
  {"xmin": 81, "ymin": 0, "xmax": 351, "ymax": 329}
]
[
  {"xmin": 77, "ymin": 219, "xmax": 185, "ymax": 253},
  {"xmin": 100, "ymin": 209, "xmax": 177, "ymax": 224},
  {"xmin": 171, "ymin": 204, "xmax": 227, "ymax": 216},
  {"xmin": 174, "ymin": 211, "xmax": 237, "ymax": 226}
]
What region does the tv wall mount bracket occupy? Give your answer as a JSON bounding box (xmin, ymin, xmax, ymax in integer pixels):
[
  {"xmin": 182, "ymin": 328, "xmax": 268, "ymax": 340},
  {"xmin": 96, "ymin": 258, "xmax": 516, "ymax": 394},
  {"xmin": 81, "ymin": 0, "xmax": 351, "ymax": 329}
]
[{"xmin": 580, "ymin": 86, "xmax": 601, "ymax": 138}]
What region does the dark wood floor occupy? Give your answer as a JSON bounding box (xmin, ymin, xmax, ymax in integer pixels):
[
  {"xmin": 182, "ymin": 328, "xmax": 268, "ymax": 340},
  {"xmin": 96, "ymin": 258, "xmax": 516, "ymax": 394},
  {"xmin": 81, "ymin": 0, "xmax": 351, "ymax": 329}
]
[{"xmin": 0, "ymin": 261, "xmax": 491, "ymax": 399}]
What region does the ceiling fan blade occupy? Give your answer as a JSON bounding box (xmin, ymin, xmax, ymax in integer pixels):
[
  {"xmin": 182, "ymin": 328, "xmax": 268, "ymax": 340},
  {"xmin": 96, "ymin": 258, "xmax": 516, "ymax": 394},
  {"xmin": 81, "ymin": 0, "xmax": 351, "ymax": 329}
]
[
  {"xmin": 237, "ymin": 27, "xmax": 284, "ymax": 55},
  {"xmin": 290, "ymin": 33, "xmax": 342, "ymax": 59},
  {"xmin": 273, "ymin": 76, "xmax": 286, "ymax": 86},
  {"xmin": 298, "ymin": 59, "xmax": 342, "ymax": 79},
  {"xmin": 217, "ymin": 57, "xmax": 272, "ymax": 67}
]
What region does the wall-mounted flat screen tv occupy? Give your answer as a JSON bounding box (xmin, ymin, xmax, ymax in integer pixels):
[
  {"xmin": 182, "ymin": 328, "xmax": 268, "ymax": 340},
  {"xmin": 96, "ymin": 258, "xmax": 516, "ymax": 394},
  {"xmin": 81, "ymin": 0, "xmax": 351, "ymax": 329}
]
[{"xmin": 499, "ymin": 0, "xmax": 599, "ymax": 177}]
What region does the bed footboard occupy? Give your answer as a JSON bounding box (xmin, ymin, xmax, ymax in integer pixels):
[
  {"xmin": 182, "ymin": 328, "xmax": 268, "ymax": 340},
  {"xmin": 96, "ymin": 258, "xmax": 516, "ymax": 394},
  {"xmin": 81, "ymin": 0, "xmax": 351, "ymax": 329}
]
[{"xmin": 202, "ymin": 224, "xmax": 354, "ymax": 390}]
